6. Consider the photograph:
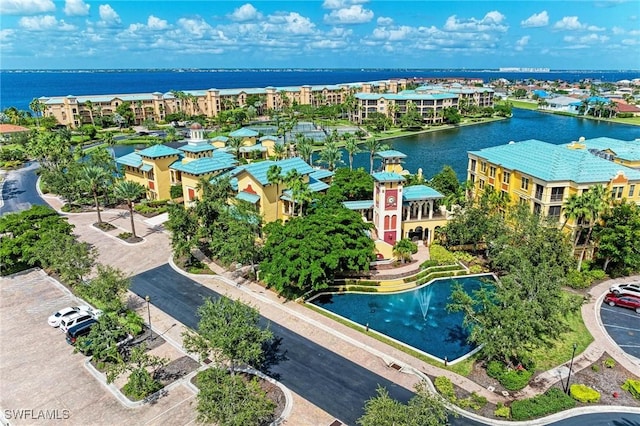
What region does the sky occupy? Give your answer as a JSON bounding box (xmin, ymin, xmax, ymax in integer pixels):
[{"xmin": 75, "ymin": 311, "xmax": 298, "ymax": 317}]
[{"xmin": 1, "ymin": 0, "xmax": 639, "ymax": 70}]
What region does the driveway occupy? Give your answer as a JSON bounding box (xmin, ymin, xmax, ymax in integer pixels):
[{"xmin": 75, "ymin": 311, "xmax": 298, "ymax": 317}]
[
  {"xmin": 600, "ymin": 302, "xmax": 640, "ymax": 360},
  {"xmin": 130, "ymin": 264, "xmax": 415, "ymax": 425},
  {"xmin": 0, "ymin": 162, "xmax": 46, "ymax": 215}
]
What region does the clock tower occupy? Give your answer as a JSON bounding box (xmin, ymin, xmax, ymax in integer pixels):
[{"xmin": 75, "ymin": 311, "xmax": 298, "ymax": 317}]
[{"xmin": 372, "ymin": 171, "xmax": 404, "ymax": 246}]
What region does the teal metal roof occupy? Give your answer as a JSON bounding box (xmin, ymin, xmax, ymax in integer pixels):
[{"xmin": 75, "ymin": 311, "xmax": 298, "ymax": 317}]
[
  {"xmin": 377, "ymin": 150, "xmax": 407, "ymax": 159},
  {"xmin": 138, "ymin": 144, "xmax": 181, "ymax": 158},
  {"xmin": 211, "ymin": 136, "xmax": 229, "ymax": 142},
  {"xmin": 170, "ymin": 156, "xmax": 237, "ymax": 175},
  {"xmin": 240, "ymin": 157, "xmax": 315, "ymax": 186},
  {"xmin": 403, "ymin": 185, "xmax": 444, "ymax": 201},
  {"xmin": 356, "ymin": 93, "xmax": 458, "ymax": 101},
  {"xmin": 116, "ymin": 152, "xmax": 143, "ymax": 167},
  {"xmin": 239, "ymin": 144, "xmax": 267, "ymax": 153},
  {"xmin": 372, "ymin": 172, "xmax": 405, "ymax": 182},
  {"xmin": 308, "ymin": 178, "xmax": 330, "ymax": 192},
  {"xmin": 229, "ymin": 128, "xmax": 259, "ymax": 138},
  {"xmin": 469, "ymin": 140, "xmax": 640, "ymax": 184},
  {"xmin": 309, "ymin": 169, "xmax": 334, "ymax": 180},
  {"xmin": 180, "ymin": 143, "xmax": 215, "ymax": 153},
  {"xmin": 343, "ymin": 200, "xmax": 374, "ymax": 210},
  {"xmin": 140, "ymin": 163, "xmax": 153, "ymax": 172},
  {"xmin": 570, "ymin": 137, "xmax": 640, "ymax": 162},
  {"xmin": 259, "ymin": 135, "xmax": 279, "ymax": 142},
  {"xmin": 236, "ymin": 191, "xmax": 260, "ymax": 204}
]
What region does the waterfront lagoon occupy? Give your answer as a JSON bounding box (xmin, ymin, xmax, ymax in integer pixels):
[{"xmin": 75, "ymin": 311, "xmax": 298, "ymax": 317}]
[{"xmin": 309, "ymin": 275, "xmax": 494, "ymax": 363}]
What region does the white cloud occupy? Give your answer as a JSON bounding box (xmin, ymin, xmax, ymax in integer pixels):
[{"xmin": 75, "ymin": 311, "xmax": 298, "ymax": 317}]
[
  {"xmin": 553, "ymin": 16, "xmax": 585, "ymax": 30},
  {"xmin": 309, "ymin": 39, "xmax": 347, "ymax": 49},
  {"xmin": 324, "ymin": 5, "xmax": 374, "ymax": 24},
  {"xmin": 377, "ymin": 16, "xmax": 393, "ymax": 26},
  {"xmin": 177, "ymin": 17, "xmax": 213, "ymax": 37},
  {"xmin": 266, "ymin": 12, "xmax": 316, "ymax": 35},
  {"xmin": 19, "ymin": 15, "xmax": 75, "ymax": 31},
  {"xmin": 443, "ymin": 11, "xmax": 508, "ymax": 32},
  {"xmin": 587, "ymin": 25, "xmax": 605, "ymax": 31},
  {"xmin": 521, "ymin": 11, "xmax": 548, "ymax": 28},
  {"xmin": 64, "ymin": 0, "xmax": 89, "ymax": 16},
  {"xmin": 621, "ymin": 38, "xmax": 638, "ymax": 45},
  {"xmin": 322, "ymin": 0, "xmax": 368, "ymax": 10},
  {"xmin": 515, "ymin": 35, "xmax": 530, "ymax": 51},
  {"xmin": 99, "ymin": 4, "xmax": 121, "ymax": 26},
  {"xmin": 0, "ymin": 0, "xmax": 55, "ymax": 15},
  {"xmin": 372, "ymin": 25, "xmax": 413, "ymax": 41},
  {"xmin": 612, "ymin": 26, "xmax": 625, "ymax": 35},
  {"xmin": 229, "ymin": 4, "xmax": 262, "ymax": 22},
  {"xmin": 564, "ymin": 33, "xmax": 609, "ymax": 44},
  {"xmin": 147, "ymin": 15, "xmax": 169, "ymax": 30}
]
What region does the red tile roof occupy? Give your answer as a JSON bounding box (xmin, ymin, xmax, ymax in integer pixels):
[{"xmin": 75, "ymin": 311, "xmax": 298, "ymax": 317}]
[
  {"xmin": 612, "ymin": 101, "xmax": 640, "ymax": 113},
  {"xmin": 0, "ymin": 124, "xmax": 30, "ymax": 134}
]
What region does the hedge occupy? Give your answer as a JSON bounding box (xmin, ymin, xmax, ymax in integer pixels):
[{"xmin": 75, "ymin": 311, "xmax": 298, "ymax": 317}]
[
  {"xmin": 429, "ymin": 244, "xmax": 458, "ymax": 265},
  {"xmin": 434, "ymin": 376, "xmax": 456, "ymax": 401},
  {"xmin": 404, "ymin": 264, "xmax": 463, "ymax": 283},
  {"xmin": 510, "ymin": 388, "xmax": 576, "ymax": 421},
  {"xmin": 622, "ymin": 379, "xmax": 640, "ymax": 400},
  {"xmin": 486, "ymin": 361, "xmax": 533, "ymax": 391},
  {"xmin": 570, "ymin": 384, "xmax": 600, "ymax": 403}
]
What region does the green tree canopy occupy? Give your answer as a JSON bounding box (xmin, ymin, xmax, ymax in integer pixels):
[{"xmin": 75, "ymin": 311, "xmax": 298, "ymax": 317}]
[
  {"xmin": 326, "ymin": 167, "xmax": 373, "ymax": 202},
  {"xmin": 594, "ymin": 201, "xmax": 640, "ymax": 275},
  {"xmin": 260, "ymin": 205, "xmax": 375, "ymax": 297}
]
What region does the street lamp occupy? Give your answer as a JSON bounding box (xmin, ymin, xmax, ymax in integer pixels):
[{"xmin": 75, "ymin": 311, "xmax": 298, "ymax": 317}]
[
  {"xmin": 564, "ymin": 342, "xmax": 578, "ymax": 394},
  {"xmin": 145, "ymin": 295, "xmax": 153, "ymax": 340}
]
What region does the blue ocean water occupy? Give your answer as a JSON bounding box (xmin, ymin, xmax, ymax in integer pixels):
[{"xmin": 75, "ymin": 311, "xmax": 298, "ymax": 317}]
[{"xmin": 2, "ymin": 69, "xmax": 639, "ymax": 111}]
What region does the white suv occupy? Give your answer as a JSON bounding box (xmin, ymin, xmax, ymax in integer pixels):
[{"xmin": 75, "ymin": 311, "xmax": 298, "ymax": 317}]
[
  {"xmin": 609, "ymin": 283, "xmax": 640, "ymax": 298},
  {"xmin": 60, "ymin": 312, "xmax": 95, "ymax": 333}
]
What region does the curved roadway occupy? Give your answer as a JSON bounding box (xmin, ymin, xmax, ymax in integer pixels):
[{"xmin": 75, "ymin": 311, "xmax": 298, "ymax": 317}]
[{"xmin": 4, "ymin": 162, "xmax": 640, "ymax": 425}]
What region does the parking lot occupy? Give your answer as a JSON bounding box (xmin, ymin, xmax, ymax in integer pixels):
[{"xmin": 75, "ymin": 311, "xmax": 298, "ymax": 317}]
[
  {"xmin": 0, "ymin": 269, "xmax": 198, "ymax": 426},
  {"xmin": 600, "ymin": 299, "xmax": 640, "ymax": 361}
]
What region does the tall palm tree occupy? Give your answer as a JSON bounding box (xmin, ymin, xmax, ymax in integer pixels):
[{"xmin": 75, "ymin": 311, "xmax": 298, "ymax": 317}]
[
  {"xmin": 272, "ymin": 143, "xmax": 286, "ymax": 160},
  {"xmin": 84, "ymin": 100, "xmax": 95, "ymax": 126},
  {"xmin": 29, "ymin": 98, "xmax": 44, "ymax": 127},
  {"xmin": 578, "ymin": 185, "xmax": 609, "ymax": 270},
  {"xmin": 561, "ymin": 193, "xmax": 587, "ymax": 232},
  {"xmin": 114, "ymin": 180, "xmax": 146, "ymax": 238},
  {"xmin": 363, "ymin": 138, "xmax": 387, "ymax": 174},
  {"xmin": 296, "ymin": 139, "xmax": 314, "ymax": 165},
  {"xmin": 343, "ymin": 135, "xmax": 361, "ymax": 171},
  {"xmin": 267, "ymin": 165, "xmax": 284, "ymax": 220},
  {"xmin": 318, "ymin": 141, "xmax": 342, "ymax": 171},
  {"xmin": 227, "ymin": 136, "xmax": 244, "ymax": 159},
  {"xmin": 79, "ymin": 165, "xmax": 109, "ymax": 225}
]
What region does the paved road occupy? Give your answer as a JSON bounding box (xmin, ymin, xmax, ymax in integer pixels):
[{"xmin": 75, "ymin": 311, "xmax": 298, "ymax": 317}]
[
  {"xmin": 0, "ymin": 161, "xmax": 46, "ymax": 215},
  {"xmin": 600, "ymin": 302, "xmax": 640, "ymax": 360},
  {"xmin": 548, "ymin": 412, "xmax": 640, "ymax": 425},
  {"xmin": 130, "ymin": 264, "xmax": 416, "ymax": 425}
]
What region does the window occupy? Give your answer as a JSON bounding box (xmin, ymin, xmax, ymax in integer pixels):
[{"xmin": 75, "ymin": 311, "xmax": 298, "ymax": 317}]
[
  {"xmin": 548, "ymin": 205, "xmax": 561, "ymax": 220},
  {"xmin": 489, "ymin": 166, "xmax": 496, "ymax": 178},
  {"xmin": 612, "ymin": 186, "xmax": 624, "ymax": 199},
  {"xmin": 503, "ymin": 171, "xmax": 511, "ymax": 184},
  {"xmin": 519, "ymin": 197, "xmax": 528, "ymax": 205},
  {"xmin": 470, "ymin": 174, "xmax": 475, "ymax": 184},
  {"xmin": 479, "ymin": 179, "xmax": 485, "ymax": 189},
  {"xmin": 521, "ymin": 177, "xmax": 530, "ymax": 191},
  {"xmin": 533, "ymin": 203, "xmax": 541, "ymax": 215},
  {"xmin": 481, "ymin": 162, "xmax": 487, "ymax": 173},
  {"xmin": 550, "ymin": 187, "xmax": 564, "ymax": 202},
  {"xmin": 534, "ymin": 184, "xmax": 544, "ymax": 200},
  {"xmin": 629, "ymin": 184, "xmax": 635, "ymax": 198},
  {"xmin": 470, "ymin": 159, "xmax": 477, "ymax": 172}
]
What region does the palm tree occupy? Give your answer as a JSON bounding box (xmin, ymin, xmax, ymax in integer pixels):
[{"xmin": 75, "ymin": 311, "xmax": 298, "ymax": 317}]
[
  {"xmin": 272, "ymin": 143, "xmax": 286, "ymax": 160},
  {"xmin": 343, "ymin": 135, "xmax": 360, "ymax": 171},
  {"xmin": 114, "ymin": 180, "xmax": 146, "ymax": 238},
  {"xmin": 318, "ymin": 141, "xmax": 342, "ymax": 171},
  {"xmin": 29, "ymin": 98, "xmax": 44, "ymax": 127},
  {"xmin": 296, "ymin": 139, "xmax": 314, "ymax": 165},
  {"xmin": 267, "ymin": 165, "xmax": 284, "ymax": 220},
  {"xmin": 84, "ymin": 100, "xmax": 95, "ymax": 126},
  {"xmin": 393, "ymin": 239, "xmax": 416, "ymax": 264},
  {"xmin": 363, "ymin": 138, "xmax": 388, "ymax": 174},
  {"xmin": 561, "ymin": 193, "xmax": 587, "ymax": 232},
  {"xmin": 578, "ymin": 185, "xmax": 609, "ymax": 270},
  {"xmin": 227, "ymin": 136, "xmax": 244, "ymax": 159},
  {"xmin": 79, "ymin": 165, "xmax": 109, "ymax": 225}
]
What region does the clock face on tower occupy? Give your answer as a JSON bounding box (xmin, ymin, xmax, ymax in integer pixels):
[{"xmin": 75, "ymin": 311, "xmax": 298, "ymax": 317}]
[{"xmin": 386, "ymin": 195, "xmax": 396, "ymax": 207}]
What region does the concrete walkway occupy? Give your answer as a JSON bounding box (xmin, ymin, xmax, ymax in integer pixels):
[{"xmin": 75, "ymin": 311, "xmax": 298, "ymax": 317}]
[{"xmin": 37, "ymin": 192, "xmax": 640, "ymax": 424}]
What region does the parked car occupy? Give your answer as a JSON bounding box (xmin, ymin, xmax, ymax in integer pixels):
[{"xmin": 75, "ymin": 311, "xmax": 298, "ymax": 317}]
[
  {"xmin": 609, "ymin": 283, "xmax": 640, "ymax": 298},
  {"xmin": 604, "ymin": 293, "xmax": 640, "ymax": 313},
  {"xmin": 48, "ymin": 305, "xmax": 91, "ymax": 327},
  {"xmin": 60, "ymin": 312, "xmax": 94, "ymax": 333},
  {"xmin": 66, "ymin": 319, "xmax": 98, "ymax": 345}
]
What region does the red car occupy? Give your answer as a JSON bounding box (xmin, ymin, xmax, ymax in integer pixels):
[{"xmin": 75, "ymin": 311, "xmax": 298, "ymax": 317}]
[{"xmin": 604, "ymin": 293, "xmax": 640, "ymax": 313}]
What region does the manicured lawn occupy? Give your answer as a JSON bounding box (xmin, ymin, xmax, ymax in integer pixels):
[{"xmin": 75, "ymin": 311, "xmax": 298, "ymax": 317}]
[{"xmin": 503, "ymin": 99, "xmax": 539, "ymax": 110}]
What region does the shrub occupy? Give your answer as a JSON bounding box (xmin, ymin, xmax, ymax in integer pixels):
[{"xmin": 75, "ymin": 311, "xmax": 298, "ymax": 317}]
[
  {"xmin": 622, "ymin": 379, "xmax": 640, "ymax": 400},
  {"xmin": 457, "ymin": 392, "xmax": 487, "ymax": 411},
  {"xmin": 570, "ymin": 384, "xmax": 600, "ymax": 403},
  {"xmin": 588, "ymin": 269, "xmax": 606, "ymax": 281},
  {"xmin": 420, "ymin": 259, "xmax": 438, "ymax": 268},
  {"xmin": 170, "ymin": 185, "xmax": 183, "ymax": 199},
  {"xmin": 487, "ymin": 360, "xmax": 503, "ymax": 379},
  {"xmin": 494, "ymin": 402, "xmax": 510, "ymax": 418},
  {"xmin": 429, "ymin": 244, "xmax": 458, "ymax": 265},
  {"xmin": 510, "ymin": 388, "xmax": 576, "ymax": 421},
  {"xmin": 604, "ymin": 358, "xmax": 615, "ymax": 368},
  {"xmin": 566, "ymin": 270, "xmax": 592, "ymax": 289},
  {"xmin": 118, "ymin": 232, "xmax": 133, "ymax": 240},
  {"xmin": 434, "ymin": 376, "xmax": 456, "ymax": 402},
  {"xmin": 591, "ymin": 364, "xmax": 600, "ymax": 373},
  {"xmin": 119, "ymin": 310, "xmax": 145, "ymax": 336},
  {"xmin": 452, "ymin": 251, "xmax": 474, "ymax": 263},
  {"xmin": 469, "ymin": 265, "xmax": 484, "ymax": 274},
  {"xmin": 486, "ymin": 361, "xmax": 533, "ymax": 391}
]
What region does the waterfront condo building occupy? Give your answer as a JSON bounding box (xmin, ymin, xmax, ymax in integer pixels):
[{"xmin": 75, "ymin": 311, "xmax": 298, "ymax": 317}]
[{"xmin": 467, "ymin": 136, "xmax": 640, "ymax": 234}]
